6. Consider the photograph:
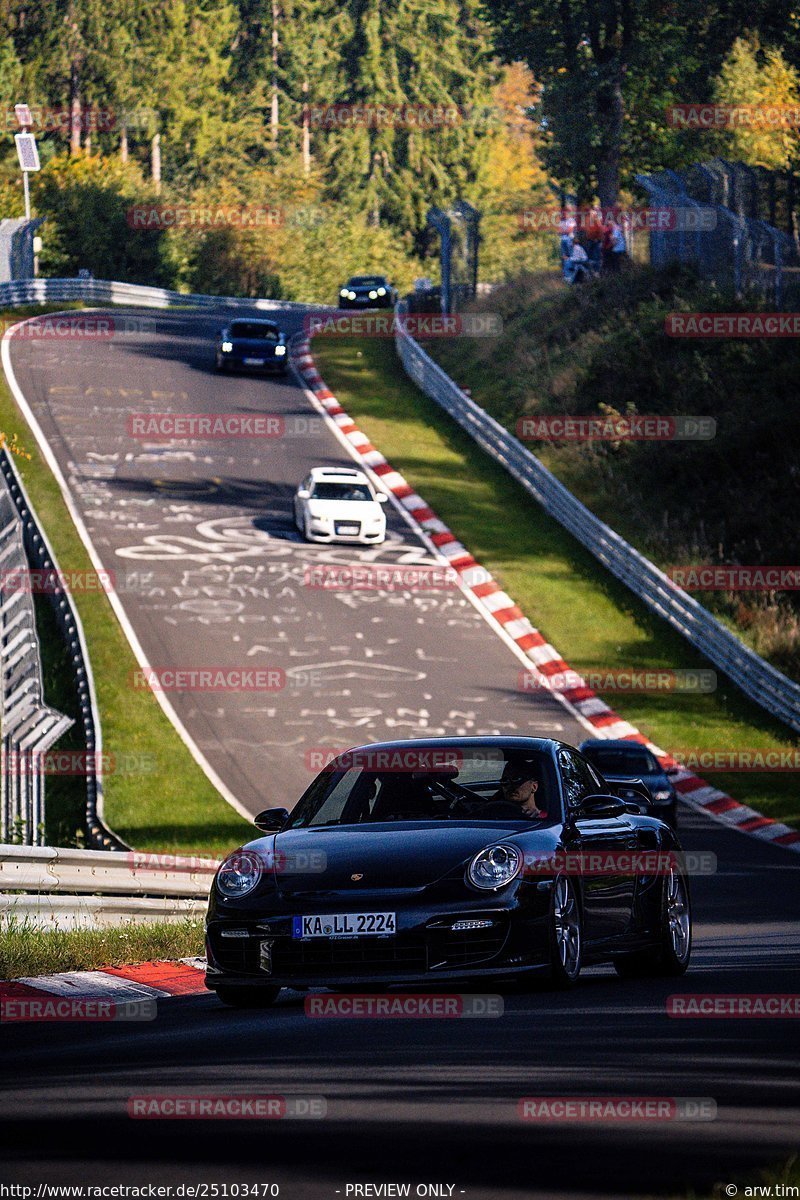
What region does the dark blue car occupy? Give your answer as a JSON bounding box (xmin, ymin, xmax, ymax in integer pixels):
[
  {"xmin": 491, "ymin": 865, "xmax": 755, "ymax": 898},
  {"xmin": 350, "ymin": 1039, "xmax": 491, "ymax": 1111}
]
[
  {"xmin": 579, "ymin": 739, "xmax": 679, "ymax": 828},
  {"xmin": 214, "ymin": 319, "xmax": 288, "ymax": 373}
]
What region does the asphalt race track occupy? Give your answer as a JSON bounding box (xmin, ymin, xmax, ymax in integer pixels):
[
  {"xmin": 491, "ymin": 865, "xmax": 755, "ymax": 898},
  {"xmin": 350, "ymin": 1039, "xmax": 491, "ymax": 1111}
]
[
  {"xmin": 3, "ymin": 307, "xmax": 585, "ymax": 813},
  {"xmin": 1, "ymin": 309, "xmax": 799, "ymax": 1197}
]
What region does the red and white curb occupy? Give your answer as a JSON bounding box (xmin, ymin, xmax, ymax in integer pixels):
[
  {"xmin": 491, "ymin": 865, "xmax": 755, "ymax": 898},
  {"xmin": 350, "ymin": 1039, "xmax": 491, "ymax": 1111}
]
[
  {"xmin": 0, "ymin": 958, "xmax": 208, "ymax": 1016},
  {"xmin": 291, "ymin": 336, "xmax": 800, "ymax": 854}
]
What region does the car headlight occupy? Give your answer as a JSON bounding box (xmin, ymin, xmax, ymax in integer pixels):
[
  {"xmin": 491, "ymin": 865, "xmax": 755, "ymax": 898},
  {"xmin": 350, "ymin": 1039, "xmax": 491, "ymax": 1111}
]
[
  {"xmin": 348, "ymin": 291, "xmax": 357, "ymax": 299},
  {"xmin": 467, "ymin": 844, "xmax": 523, "ymax": 890},
  {"xmin": 216, "ymin": 849, "xmax": 263, "ymax": 899},
  {"xmin": 340, "ymin": 289, "xmax": 348, "ymax": 297},
  {"xmin": 377, "ymin": 287, "xmax": 386, "ymax": 296},
  {"xmin": 653, "ymin": 789, "xmax": 672, "ymax": 801},
  {"xmin": 274, "ymin": 345, "xmax": 286, "ymax": 356},
  {"xmin": 368, "ymin": 290, "xmax": 377, "ymax": 299},
  {"xmin": 221, "ymin": 341, "xmax": 233, "ymax": 353}
]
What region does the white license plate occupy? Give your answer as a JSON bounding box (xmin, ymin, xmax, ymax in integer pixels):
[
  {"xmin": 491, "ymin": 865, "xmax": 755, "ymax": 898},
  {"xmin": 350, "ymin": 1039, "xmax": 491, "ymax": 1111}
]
[
  {"xmin": 336, "ymin": 525, "xmax": 359, "ymax": 535},
  {"xmin": 244, "ymin": 357, "xmax": 265, "ymax": 365},
  {"xmin": 292, "ymin": 912, "xmax": 396, "ymax": 940}
]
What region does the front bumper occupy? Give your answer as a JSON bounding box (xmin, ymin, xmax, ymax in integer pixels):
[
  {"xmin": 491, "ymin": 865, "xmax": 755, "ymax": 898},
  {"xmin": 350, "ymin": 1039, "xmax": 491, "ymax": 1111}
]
[
  {"xmin": 304, "ymin": 524, "xmax": 386, "ymax": 544},
  {"xmin": 205, "ymin": 893, "xmax": 551, "ymax": 990},
  {"xmin": 339, "ymin": 297, "xmax": 393, "ymax": 310},
  {"xmin": 218, "ymin": 352, "xmax": 288, "ymax": 372}
]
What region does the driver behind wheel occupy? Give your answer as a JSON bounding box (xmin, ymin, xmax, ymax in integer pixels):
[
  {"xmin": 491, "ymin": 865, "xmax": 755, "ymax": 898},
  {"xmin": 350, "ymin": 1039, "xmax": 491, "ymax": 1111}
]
[{"xmin": 481, "ymin": 758, "xmax": 548, "ymax": 820}]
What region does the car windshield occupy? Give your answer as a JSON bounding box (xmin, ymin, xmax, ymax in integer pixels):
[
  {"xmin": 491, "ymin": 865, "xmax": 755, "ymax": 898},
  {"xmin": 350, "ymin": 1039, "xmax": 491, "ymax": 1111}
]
[
  {"xmin": 586, "ymin": 748, "xmax": 660, "ymax": 775},
  {"xmin": 348, "ymin": 277, "xmax": 385, "ymax": 287},
  {"xmin": 229, "ymin": 322, "xmax": 280, "ymax": 341},
  {"xmin": 287, "ymin": 746, "xmax": 559, "ymax": 828},
  {"xmin": 311, "ymin": 482, "xmax": 373, "ymax": 501}
]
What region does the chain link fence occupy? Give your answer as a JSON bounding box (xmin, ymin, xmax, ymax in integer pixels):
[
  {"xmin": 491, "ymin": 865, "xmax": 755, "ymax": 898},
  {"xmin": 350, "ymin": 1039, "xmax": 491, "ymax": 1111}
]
[{"xmin": 636, "ymin": 160, "xmax": 800, "ymax": 308}]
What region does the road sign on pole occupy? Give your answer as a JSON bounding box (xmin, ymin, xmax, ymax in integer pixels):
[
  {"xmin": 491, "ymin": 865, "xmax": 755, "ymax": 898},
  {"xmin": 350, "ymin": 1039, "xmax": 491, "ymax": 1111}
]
[
  {"xmin": 14, "ymin": 130, "xmax": 40, "ymax": 222},
  {"xmin": 15, "ymin": 133, "xmax": 40, "ymax": 173},
  {"xmin": 14, "ymin": 104, "xmax": 32, "ymax": 129}
]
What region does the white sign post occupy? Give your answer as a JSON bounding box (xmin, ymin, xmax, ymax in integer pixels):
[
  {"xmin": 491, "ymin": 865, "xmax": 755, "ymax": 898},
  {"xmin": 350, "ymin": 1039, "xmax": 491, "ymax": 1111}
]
[{"xmin": 13, "ymin": 105, "xmax": 40, "ymax": 222}]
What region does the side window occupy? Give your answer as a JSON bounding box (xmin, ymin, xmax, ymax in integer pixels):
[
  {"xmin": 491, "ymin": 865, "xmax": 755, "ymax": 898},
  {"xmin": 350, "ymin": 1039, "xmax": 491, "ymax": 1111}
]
[
  {"xmin": 576, "ymin": 753, "xmax": 605, "ymax": 792},
  {"xmin": 558, "ymin": 749, "xmax": 598, "ymax": 809}
]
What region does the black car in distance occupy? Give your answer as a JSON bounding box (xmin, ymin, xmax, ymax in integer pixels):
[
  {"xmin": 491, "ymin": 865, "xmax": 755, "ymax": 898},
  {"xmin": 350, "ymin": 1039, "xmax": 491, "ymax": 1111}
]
[
  {"xmin": 338, "ymin": 275, "xmax": 397, "ymax": 309},
  {"xmin": 215, "ymin": 318, "xmax": 289, "ymax": 373}
]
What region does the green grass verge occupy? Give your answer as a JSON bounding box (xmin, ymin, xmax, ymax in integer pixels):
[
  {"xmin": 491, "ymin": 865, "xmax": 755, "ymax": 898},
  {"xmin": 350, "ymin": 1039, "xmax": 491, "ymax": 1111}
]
[
  {"xmin": 0, "ymin": 306, "xmax": 252, "ymax": 855},
  {"xmin": 313, "ymin": 336, "xmax": 800, "ymax": 829},
  {"xmin": 0, "ymin": 914, "xmax": 203, "ymax": 979}
]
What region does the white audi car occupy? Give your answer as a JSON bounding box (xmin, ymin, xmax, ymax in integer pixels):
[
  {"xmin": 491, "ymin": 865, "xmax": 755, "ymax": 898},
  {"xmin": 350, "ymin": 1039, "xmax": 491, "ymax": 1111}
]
[{"xmin": 293, "ymin": 467, "xmax": 388, "ymax": 544}]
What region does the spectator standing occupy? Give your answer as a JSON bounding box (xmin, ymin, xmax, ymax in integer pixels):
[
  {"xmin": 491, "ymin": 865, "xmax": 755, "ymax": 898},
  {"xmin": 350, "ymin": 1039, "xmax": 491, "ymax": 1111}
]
[
  {"xmin": 605, "ymin": 219, "xmax": 627, "ymax": 272},
  {"xmin": 584, "ymin": 208, "xmax": 604, "ymax": 273}
]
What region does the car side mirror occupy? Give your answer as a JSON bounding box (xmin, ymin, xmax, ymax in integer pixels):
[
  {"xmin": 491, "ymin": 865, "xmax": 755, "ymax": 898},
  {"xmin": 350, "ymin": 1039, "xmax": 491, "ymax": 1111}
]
[
  {"xmin": 376, "ymin": 493, "xmax": 388, "ymax": 503},
  {"xmin": 576, "ymin": 794, "xmax": 626, "ymax": 819},
  {"xmin": 297, "ymin": 489, "xmax": 311, "ymax": 500},
  {"xmin": 254, "ymin": 807, "xmax": 289, "ymax": 833}
]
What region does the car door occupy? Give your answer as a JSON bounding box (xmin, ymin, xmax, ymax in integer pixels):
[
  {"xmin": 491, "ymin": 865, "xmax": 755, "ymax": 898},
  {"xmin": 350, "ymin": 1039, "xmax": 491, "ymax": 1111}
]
[{"xmin": 558, "ymin": 747, "xmax": 637, "ymax": 942}]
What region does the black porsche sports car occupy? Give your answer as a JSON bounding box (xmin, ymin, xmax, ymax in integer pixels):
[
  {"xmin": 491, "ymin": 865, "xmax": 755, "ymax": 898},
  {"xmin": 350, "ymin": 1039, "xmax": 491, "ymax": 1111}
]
[
  {"xmin": 214, "ymin": 318, "xmax": 288, "ymax": 373},
  {"xmin": 338, "ymin": 275, "xmax": 397, "ymax": 309},
  {"xmin": 205, "ymin": 737, "xmax": 692, "ymax": 1007}
]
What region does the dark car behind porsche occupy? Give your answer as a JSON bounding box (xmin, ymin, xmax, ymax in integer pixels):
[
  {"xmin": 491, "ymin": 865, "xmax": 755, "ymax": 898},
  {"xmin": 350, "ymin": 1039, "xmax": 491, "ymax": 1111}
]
[{"xmin": 579, "ymin": 738, "xmax": 679, "ymax": 827}]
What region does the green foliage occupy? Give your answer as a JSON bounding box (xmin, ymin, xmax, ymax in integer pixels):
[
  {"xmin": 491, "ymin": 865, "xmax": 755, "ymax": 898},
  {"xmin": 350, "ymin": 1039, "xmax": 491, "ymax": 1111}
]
[
  {"xmin": 32, "ymin": 153, "xmax": 171, "ymax": 281},
  {"xmin": 713, "ymin": 35, "xmax": 800, "ymax": 169}
]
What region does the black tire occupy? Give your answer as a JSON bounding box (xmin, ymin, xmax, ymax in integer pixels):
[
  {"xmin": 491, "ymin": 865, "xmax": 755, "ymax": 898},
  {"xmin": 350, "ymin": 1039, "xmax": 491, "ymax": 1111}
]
[
  {"xmin": 614, "ymin": 866, "xmax": 691, "ymax": 978},
  {"xmin": 547, "ymin": 875, "xmax": 583, "ymax": 988},
  {"xmin": 215, "ymin": 986, "xmax": 280, "ymax": 1008}
]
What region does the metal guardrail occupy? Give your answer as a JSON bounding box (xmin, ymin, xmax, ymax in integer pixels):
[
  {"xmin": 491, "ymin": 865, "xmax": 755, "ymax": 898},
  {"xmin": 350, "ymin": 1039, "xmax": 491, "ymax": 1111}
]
[
  {"xmin": 0, "ymin": 484, "xmax": 72, "ymax": 845},
  {"xmin": 0, "ymin": 446, "xmax": 126, "ymax": 850},
  {"xmin": 394, "ymin": 319, "xmax": 800, "ymax": 735},
  {"xmin": 0, "ymin": 844, "xmax": 214, "ymax": 928},
  {"xmin": 0, "ymin": 276, "xmax": 316, "ymax": 312}
]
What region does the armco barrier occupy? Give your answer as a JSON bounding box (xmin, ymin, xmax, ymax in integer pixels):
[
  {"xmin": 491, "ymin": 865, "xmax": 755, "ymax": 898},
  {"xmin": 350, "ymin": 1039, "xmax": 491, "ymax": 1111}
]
[
  {"xmin": 394, "ymin": 318, "xmax": 800, "ymax": 735},
  {"xmin": 0, "ymin": 276, "xmax": 316, "ymax": 312},
  {"xmin": 0, "ymin": 478, "xmax": 72, "ymax": 846},
  {"xmin": 0, "ymin": 446, "xmax": 125, "ymax": 850},
  {"xmin": 0, "ymin": 843, "xmax": 215, "ymax": 929}
]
